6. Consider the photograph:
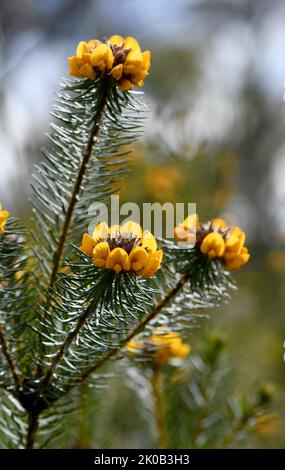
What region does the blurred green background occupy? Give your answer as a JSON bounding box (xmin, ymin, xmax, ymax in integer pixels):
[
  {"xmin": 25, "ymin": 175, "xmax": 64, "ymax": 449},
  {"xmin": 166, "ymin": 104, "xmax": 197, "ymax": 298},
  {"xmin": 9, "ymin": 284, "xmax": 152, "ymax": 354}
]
[{"xmin": 1, "ymin": 0, "xmax": 285, "ymax": 448}]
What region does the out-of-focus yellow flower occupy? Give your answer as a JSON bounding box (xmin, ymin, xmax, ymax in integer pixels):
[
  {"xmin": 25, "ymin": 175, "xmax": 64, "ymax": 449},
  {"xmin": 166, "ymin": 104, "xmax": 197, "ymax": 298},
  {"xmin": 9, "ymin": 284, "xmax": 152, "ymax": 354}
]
[
  {"xmin": 126, "ymin": 339, "xmax": 142, "ymax": 353},
  {"xmin": 145, "ymin": 165, "xmax": 182, "ymax": 202},
  {"xmin": 0, "ymin": 204, "xmax": 9, "ymax": 235},
  {"xmin": 68, "ymin": 35, "xmax": 150, "ymax": 91},
  {"xmin": 252, "ymin": 413, "xmax": 281, "ymax": 435},
  {"xmin": 200, "ymin": 232, "xmax": 225, "ymax": 258},
  {"xmin": 126, "ymin": 330, "xmax": 190, "ymax": 366},
  {"xmin": 151, "ymin": 331, "xmax": 191, "ymax": 365},
  {"xmin": 80, "ymin": 220, "xmax": 162, "ymax": 277},
  {"xmin": 174, "ymin": 214, "xmax": 250, "ymax": 270}
]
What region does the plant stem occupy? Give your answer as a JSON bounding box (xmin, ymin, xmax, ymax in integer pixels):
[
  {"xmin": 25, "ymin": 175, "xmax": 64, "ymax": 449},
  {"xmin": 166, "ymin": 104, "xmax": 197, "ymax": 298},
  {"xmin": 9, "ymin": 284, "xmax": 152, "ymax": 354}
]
[
  {"xmin": 25, "ymin": 412, "xmax": 39, "ymax": 449},
  {"xmin": 48, "ymin": 78, "xmax": 110, "ymax": 290},
  {"xmin": 150, "ymin": 367, "xmax": 168, "ymax": 449},
  {"xmin": 0, "ymin": 325, "xmax": 22, "ymax": 393}
]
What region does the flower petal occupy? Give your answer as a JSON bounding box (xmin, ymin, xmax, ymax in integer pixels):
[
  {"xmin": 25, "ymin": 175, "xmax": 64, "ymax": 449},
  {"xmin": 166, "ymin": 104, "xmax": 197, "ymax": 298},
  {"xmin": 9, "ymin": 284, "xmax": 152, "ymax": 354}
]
[
  {"xmin": 92, "ymin": 222, "xmax": 108, "ymax": 242},
  {"xmin": 108, "ymin": 35, "xmax": 124, "ymax": 47},
  {"xmin": 183, "ymin": 213, "xmax": 199, "ymax": 230},
  {"xmin": 93, "ymin": 241, "xmax": 110, "ymax": 260},
  {"xmin": 76, "ymin": 41, "xmax": 88, "ymax": 58},
  {"xmin": 141, "ymin": 230, "xmax": 157, "ymax": 252},
  {"xmin": 108, "ymin": 224, "xmax": 121, "ymax": 236},
  {"xmin": 119, "ymin": 79, "xmax": 133, "ymax": 91},
  {"xmin": 212, "ymin": 218, "xmax": 227, "ymax": 230},
  {"xmin": 123, "ymin": 36, "xmax": 141, "ymax": 52},
  {"xmin": 138, "ymin": 250, "xmax": 163, "ymax": 278},
  {"xmin": 106, "ymin": 247, "xmax": 130, "ymax": 271},
  {"xmin": 200, "ymin": 232, "xmax": 225, "ymax": 258},
  {"xmin": 111, "ymin": 63, "xmax": 123, "ymax": 81},
  {"xmin": 121, "ymin": 220, "xmax": 142, "ymax": 238},
  {"xmin": 80, "ymin": 233, "xmax": 96, "ymax": 257},
  {"xmin": 142, "ymin": 50, "xmax": 151, "ymax": 70},
  {"xmin": 225, "ymin": 247, "xmax": 250, "ymax": 270},
  {"xmin": 90, "ymin": 44, "xmax": 114, "ymax": 70},
  {"xmin": 129, "ymin": 246, "xmax": 149, "ymax": 271}
]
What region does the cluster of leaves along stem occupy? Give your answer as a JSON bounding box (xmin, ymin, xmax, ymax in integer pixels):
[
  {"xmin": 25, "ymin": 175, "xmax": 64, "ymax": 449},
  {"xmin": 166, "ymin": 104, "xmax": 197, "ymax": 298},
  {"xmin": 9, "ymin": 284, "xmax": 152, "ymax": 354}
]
[{"xmin": 0, "ymin": 75, "xmax": 238, "ymax": 449}]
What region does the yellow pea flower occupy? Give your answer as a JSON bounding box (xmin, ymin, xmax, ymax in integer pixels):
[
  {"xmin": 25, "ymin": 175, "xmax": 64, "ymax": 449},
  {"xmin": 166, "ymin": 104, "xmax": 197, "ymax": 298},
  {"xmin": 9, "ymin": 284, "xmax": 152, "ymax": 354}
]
[
  {"xmin": 80, "ymin": 220, "xmax": 162, "ymax": 277},
  {"xmin": 141, "ymin": 230, "xmax": 157, "ymax": 252},
  {"xmin": 108, "ymin": 35, "xmax": 124, "ymax": 47},
  {"xmin": 224, "ymin": 247, "xmax": 250, "ymax": 270},
  {"xmin": 151, "ymin": 331, "xmax": 191, "ymax": 365},
  {"xmin": 111, "ymin": 63, "xmax": 123, "ymax": 80},
  {"xmin": 175, "ymin": 213, "xmax": 250, "ymax": 270},
  {"xmin": 80, "ymin": 222, "xmax": 108, "ymax": 257},
  {"xmin": 68, "ymin": 56, "xmax": 96, "ymax": 80},
  {"xmin": 105, "ymin": 247, "xmax": 130, "ymax": 273},
  {"xmin": 0, "ymin": 204, "xmax": 9, "ymax": 235},
  {"xmin": 78, "ymin": 63, "xmax": 97, "ymax": 80},
  {"xmin": 93, "ymin": 241, "xmax": 110, "ymax": 268},
  {"xmin": 200, "ymin": 232, "xmax": 225, "ymax": 258},
  {"xmin": 138, "ymin": 250, "xmax": 163, "ymax": 278},
  {"xmin": 76, "ymin": 41, "xmax": 89, "ymax": 59},
  {"xmin": 130, "ymin": 51, "xmax": 151, "ymax": 85},
  {"xmin": 174, "ymin": 213, "xmax": 199, "ymax": 243},
  {"xmin": 92, "ymin": 222, "xmax": 109, "ymax": 242},
  {"xmin": 121, "ymin": 220, "xmax": 142, "ymax": 238},
  {"xmin": 124, "ymin": 49, "xmax": 143, "ymax": 74},
  {"xmin": 123, "ymin": 36, "xmax": 142, "ymax": 52},
  {"xmin": 129, "ymin": 246, "xmax": 149, "ymax": 272},
  {"xmin": 87, "ymin": 39, "xmax": 102, "ymax": 49},
  {"xmin": 118, "ymin": 79, "xmax": 133, "ymax": 91},
  {"xmin": 80, "ymin": 233, "xmax": 96, "ymax": 257},
  {"xmin": 212, "ymin": 218, "xmax": 227, "ymax": 230},
  {"xmin": 69, "ymin": 35, "xmax": 150, "ymax": 89},
  {"xmin": 126, "ymin": 330, "xmax": 190, "ymax": 365},
  {"xmin": 224, "ymin": 227, "xmax": 246, "ymax": 260},
  {"xmin": 90, "ymin": 43, "xmax": 114, "ymax": 71}
]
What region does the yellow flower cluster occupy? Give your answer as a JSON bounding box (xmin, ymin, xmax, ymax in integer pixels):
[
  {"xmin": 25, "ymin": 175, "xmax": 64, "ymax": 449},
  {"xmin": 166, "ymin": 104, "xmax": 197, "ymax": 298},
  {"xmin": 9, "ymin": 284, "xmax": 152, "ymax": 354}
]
[
  {"xmin": 127, "ymin": 330, "xmax": 191, "ymax": 366},
  {"xmin": 69, "ymin": 35, "xmax": 151, "ymax": 91},
  {"xmin": 0, "ymin": 204, "xmax": 9, "ymax": 235},
  {"xmin": 174, "ymin": 214, "xmax": 250, "ymax": 270},
  {"xmin": 80, "ymin": 221, "xmax": 163, "ymax": 277}
]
